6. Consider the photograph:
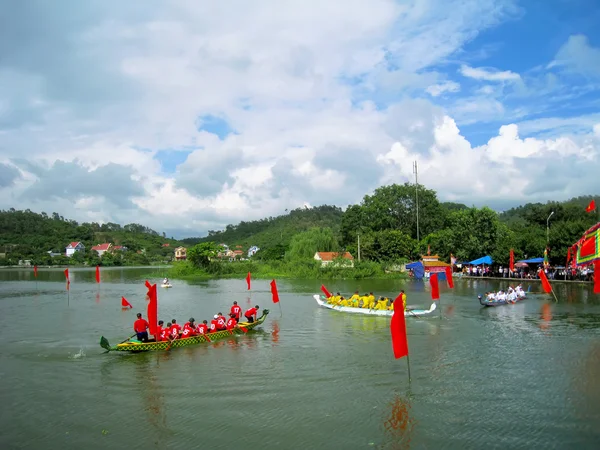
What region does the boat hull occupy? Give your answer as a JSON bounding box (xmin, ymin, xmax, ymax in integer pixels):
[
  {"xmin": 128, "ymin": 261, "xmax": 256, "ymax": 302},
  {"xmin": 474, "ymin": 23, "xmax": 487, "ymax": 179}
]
[
  {"xmin": 313, "ymin": 295, "xmax": 436, "ymax": 317},
  {"xmin": 100, "ymin": 310, "xmax": 269, "ymax": 352},
  {"xmin": 478, "ymin": 295, "xmax": 526, "ymax": 307},
  {"xmin": 161, "ymin": 284, "xmax": 173, "ymax": 288}
]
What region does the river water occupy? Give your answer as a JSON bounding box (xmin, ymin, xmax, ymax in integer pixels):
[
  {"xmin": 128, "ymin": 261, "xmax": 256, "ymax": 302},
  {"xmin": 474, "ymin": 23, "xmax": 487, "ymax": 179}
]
[{"xmin": 0, "ymin": 267, "xmax": 599, "ymax": 449}]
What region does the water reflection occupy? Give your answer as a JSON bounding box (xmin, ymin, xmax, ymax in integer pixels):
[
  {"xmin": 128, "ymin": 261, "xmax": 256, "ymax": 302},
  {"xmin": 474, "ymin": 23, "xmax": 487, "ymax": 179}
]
[
  {"xmin": 271, "ymin": 321, "xmax": 280, "ymax": 344},
  {"xmin": 382, "ymin": 393, "xmax": 416, "ymax": 449},
  {"xmin": 96, "ymin": 291, "xmax": 101, "ymax": 304},
  {"xmin": 540, "ymin": 303, "xmax": 552, "ymax": 331}
]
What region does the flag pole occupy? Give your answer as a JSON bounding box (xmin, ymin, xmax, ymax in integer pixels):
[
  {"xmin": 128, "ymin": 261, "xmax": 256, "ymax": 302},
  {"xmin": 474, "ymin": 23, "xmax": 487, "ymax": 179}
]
[
  {"xmin": 278, "ymin": 301, "xmax": 283, "ymax": 317},
  {"xmin": 406, "ymin": 354, "xmax": 412, "ymax": 382}
]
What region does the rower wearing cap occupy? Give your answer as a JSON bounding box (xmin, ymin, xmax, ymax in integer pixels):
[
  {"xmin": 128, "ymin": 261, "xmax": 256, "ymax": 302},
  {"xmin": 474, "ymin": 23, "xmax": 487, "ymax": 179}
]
[
  {"xmin": 209, "ymin": 315, "xmax": 219, "ymax": 333},
  {"xmin": 244, "ymin": 305, "xmax": 260, "ymax": 323},
  {"xmin": 216, "ymin": 312, "xmax": 227, "ymax": 330},
  {"xmin": 182, "ymin": 318, "xmax": 196, "ymax": 337},
  {"xmin": 226, "ymin": 313, "xmax": 238, "ymax": 331}
]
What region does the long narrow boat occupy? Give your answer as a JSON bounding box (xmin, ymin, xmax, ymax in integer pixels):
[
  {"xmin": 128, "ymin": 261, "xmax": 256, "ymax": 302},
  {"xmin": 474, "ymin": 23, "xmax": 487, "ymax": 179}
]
[
  {"xmin": 313, "ymin": 295, "xmax": 436, "ymax": 317},
  {"xmin": 478, "ymin": 294, "xmax": 526, "ymax": 307},
  {"xmin": 100, "ymin": 310, "xmax": 269, "ymax": 353}
]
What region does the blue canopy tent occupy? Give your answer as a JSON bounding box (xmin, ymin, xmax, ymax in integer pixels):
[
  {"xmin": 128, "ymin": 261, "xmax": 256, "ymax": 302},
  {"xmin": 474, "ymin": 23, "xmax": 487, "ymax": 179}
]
[
  {"xmin": 468, "ymin": 255, "xmax": 493, "ymax": 265},
  {"xmin": 406, "ymin": 261, "xmax": 425, "ymax": 279},
  {"xmin": 518, "ymin": 257, "xmax": 544, "ymax": 264}
]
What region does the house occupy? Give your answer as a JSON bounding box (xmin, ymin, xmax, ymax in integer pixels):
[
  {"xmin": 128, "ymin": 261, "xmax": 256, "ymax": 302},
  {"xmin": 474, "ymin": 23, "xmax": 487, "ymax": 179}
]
[
  {"xmin": 91, "ymin": 243, "xmax": 112, "ymax": 257},
  {"xmin": 66, "ymin": 241, "xmax": 85, "ymax": 257},
  {"xmin": 174, "ymin": 246, "xmax": 187, "ymax": 260},
  {"xmin": 111, "ymin": 246, "xmax": 128, "ymax": 252},
  {"xmin": 421, "ymin": 254, "xmax": 451, "ymax": 275},
  {"xmin": 162, "ymin": 243, "xmax": 170, "ymax": 247},
  {"xmin": 232, "ymin": 250, "xmax": 244, "ymax": 259},
  {"xmin": 247, "ymin": 246, "xmax": 260, "ymax": 258},
  {"xmin": 314, "ymin": 251, "xmax": 354, "ymax": 268}
]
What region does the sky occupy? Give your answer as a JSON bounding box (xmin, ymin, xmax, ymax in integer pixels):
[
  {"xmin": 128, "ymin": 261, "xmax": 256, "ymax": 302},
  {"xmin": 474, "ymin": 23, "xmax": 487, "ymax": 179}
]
[{"xmin": 0, "ymin": 0, "xmax": 599, "ymax": 238}]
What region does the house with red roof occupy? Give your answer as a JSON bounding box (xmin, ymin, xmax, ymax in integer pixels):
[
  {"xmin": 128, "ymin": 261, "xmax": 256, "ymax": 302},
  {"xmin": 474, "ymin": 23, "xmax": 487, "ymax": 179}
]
[
  {"xmin": 65, "ymin": 241, "xmax": 85, "ymax": 257},
  {"xmin": 91, "ymin": 243, "xmax": 112, "ymax": 257},
  {"xmin": 314, "ymin": 251, "xmax": 354, "ymax": 268}
]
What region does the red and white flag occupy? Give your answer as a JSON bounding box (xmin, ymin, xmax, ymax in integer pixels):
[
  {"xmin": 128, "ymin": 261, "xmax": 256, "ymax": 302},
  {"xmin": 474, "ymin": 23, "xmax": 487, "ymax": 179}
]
[{"xmin": 390, "ymin": 293, "xmax": 409, "ymax": 359}]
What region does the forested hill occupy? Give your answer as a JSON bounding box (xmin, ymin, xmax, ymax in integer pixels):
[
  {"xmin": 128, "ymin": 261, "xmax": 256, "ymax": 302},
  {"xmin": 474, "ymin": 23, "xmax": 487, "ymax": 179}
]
[
  {"xmin": 499, "ymin": 195, "xmax": 597, "ymax": 225},
  {"xmin": 0, "ymin": 209, "xmax": 181, "ymax": 265},
  {"xmin": 181, "ymin": 205, "xmax": 344, "ymax": 249}
]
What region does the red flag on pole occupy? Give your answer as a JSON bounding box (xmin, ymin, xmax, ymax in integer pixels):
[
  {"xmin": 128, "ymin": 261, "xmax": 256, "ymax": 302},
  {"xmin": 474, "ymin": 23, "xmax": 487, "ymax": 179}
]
[
  {"xmin": 429, "ymin": 273, "xmax": 440, "ymax": 300},
  {"xmin": 121, "ymin": 296, "xmax": 132, "ymax": 308},
  {"xmin": 538, "ymin": 269, "xmax": 552, "ymax": 294},
  {"xmin": 585, "ymin": 199, "xmax": 596, "ymax": 213},
  {"xmin": 33, "ymin": 265, "xmax": 38, "ymax": 278},
  {"xmin": 321, "ymin": 284, "xmax": 332, "ymax": 298},
  {"xmin": 594, "ymin": 260, "xmax": 600, "ymax": 295},
  {"xmin": 146, "ymin": 283, "xmax": 158, "ymax": 336},
  {"xmin": 64, "ymin": 268, "xmax": 70, "ymax": 290},
  {"xmin": 95, "ymin": 265, "xmax": 100, "ymax": 283},
  {"xmin": 445, "ymin": 266, "xmax": 454, "ymax": 288},
  {"xmin": 270, "ymin": 279, "xmax": 280, "ymax": 303},
  {"xmin": 509, "ymin": 249, "xmax": 515, "ymax": 272},
  {"xmin": 566, "ymin": 248, "xmax": 571, "ymax": 267},
  {"xmin": 390, "ymin": 294, "xmax": 409, "ymax": 359},
  {"xmin": 245, "ymin": 272, "xmax": 251, "ymax": 290}
]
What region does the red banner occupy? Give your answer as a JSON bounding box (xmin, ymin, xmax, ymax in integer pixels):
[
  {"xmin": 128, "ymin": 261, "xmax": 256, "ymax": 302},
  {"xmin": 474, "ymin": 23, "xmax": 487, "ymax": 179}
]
[
  {"xmin": 390, "ymin": 294, "xmax": 409, "ymax": 359},
  {"xmin": 146, "ymin": 283, "xmax": 158, "ymax": 335},
  {"xmin": 321, "ymin": 284, "xmax": 332, "ymax": 298},
  {"xmin": 429, "ymin": 273, "xmax": 440, "ymax": 300},
  {"xmin": 445, "ymin": 267, "xmax": 454, "ymax": 288},
  {"xmin": 538, "ymin": 269, "xmax": 552, "ymax": 294},
  {"xmin": 246, "ymin": 272, "xmax": 251, "ymax": 290},
  {"xmin": 95, "ymin": 266, "xmax": 101, "ymax": 283},
  {"xmin": 270, "ymin": 279, "xmax": 280, "ymax": 303},
  {"xmin": 509, "ymin": 249, "xmax": 515, "ymax": 272}
]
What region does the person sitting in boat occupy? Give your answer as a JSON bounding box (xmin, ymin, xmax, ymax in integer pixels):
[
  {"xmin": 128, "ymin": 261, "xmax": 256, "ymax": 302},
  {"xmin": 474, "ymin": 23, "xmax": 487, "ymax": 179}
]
[
  {"xmin": 216, "ymin": 312, "xmax": 227, "ymax": 331},
  {"xmin": 244, "ymin": 305, "xmax": 260, "ymax": 323},
  {"xmin": 349, "ymin": 291, "xmax": 360, "ymax": 305},
  {"xmin": 226, "ymin": 313, "xmax": 238, "ymax": 331},
  {"xmin": 169, "ymin": 319, "xmax": 182, "ymax": 339},
  {"xmin": 182, "ymin": 318, "xmax": 196, "ymax": 337},
  {"xmin": 209, "ymin": 315, "xmax": 219, "ymax": 333},
  {"xmin": 400, "ymin": 290, "xmax": 407, "ymax": 310},
  {"xmin": 133, "ymin": 313, "xmax": 150, "ymax": 342},
  {"xmin": 365, "ymin": 292, "xmax": 376, "ymax": 308},
  {"xmin": 516, "ymin": 285, "xmax": 525, "ymax": 298},
  {"xmin": 339, "ymin": 296, "xmax": 350, "ymax": 307},
  {"xmin": 496, "ymin": 291, "xmax": 507, "ymax": 302},
  {"xmin": 163, "ymin": 278, "xmax": 169, "ymax": 285},
  {"xmin": 230, "ymin": 301, "xmax": 242, "ymax": 321},
  {"xmin": 158, "ymin": 321, "xmax": 170, "ymax": 342},
  {"xmin": 196, "ymin": 320, "xmax": 209, "ymax": 335},
  {"xmin": 374, "ymin": 297, "xmax": 388, "ymax": 310}
]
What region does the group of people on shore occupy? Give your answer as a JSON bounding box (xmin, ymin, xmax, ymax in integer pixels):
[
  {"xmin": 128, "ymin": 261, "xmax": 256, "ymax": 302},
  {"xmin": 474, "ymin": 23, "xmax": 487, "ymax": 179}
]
[
  {"xmin": 326, "ymin": 291, "xmax": 406, "ymax": 311},
  {"xmin": 132, "ymin": 301, "xmax": 261, "ymax": 342},
  {"xmin": 483, "ymin": 285, "xmax": 526, "ymax": 303}
]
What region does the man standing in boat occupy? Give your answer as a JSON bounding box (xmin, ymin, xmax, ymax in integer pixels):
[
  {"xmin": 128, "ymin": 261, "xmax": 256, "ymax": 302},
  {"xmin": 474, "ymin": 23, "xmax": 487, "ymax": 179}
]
[
  {"xmin": 133, "ymin": 313, "xmax": 149, "ymax": 342},
  {"xmin": 230, "ymin": 301, "xmax": 242, "ymax": 321},
  {"xmin": 244, "ymin": 305, "xmax": 260, "ymax": 323}
]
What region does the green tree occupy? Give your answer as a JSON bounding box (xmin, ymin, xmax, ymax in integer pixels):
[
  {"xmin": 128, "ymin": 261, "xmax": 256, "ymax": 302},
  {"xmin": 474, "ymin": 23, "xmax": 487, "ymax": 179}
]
[
  {"xmin": 287, "ymin": 227, "xmax": 339, "ymax": 261},
  {"xmin": 188, "ymin": 242, "xmax": 222, "ymax": 268}
]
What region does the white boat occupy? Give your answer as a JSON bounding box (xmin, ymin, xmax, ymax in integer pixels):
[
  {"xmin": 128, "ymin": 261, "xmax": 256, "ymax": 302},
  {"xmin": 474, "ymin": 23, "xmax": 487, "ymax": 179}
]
[
  {"xmin": 161, "ymin": 283, "xmax": 173, "ymax": 288},
  {"xmin": 313, "ymin": 295, "xmax": 437, "ymax": 317}
]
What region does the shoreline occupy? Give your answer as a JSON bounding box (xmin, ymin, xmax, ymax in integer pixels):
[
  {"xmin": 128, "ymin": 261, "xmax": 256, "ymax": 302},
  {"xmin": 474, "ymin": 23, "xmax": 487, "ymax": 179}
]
[{"xmin": 455, "ymin": 274, "xmax": 593, "ymax": 285}]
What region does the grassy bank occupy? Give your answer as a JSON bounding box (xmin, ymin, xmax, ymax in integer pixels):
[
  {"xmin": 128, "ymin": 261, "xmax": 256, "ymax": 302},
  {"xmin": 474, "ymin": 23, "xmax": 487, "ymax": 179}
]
[{"xmin": 167, "ymin": 260, "xmax": 408, "ymax": 280}]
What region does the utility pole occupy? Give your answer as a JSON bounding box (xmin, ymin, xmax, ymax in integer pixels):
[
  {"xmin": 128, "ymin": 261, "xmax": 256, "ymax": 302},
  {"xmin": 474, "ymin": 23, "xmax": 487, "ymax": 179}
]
[
  {"xmin": 357, "ymin": 234, "xmax": 361, "ymax": 262},
  {"xmin": 413, "ymin": 161, "xmax": 420, "ymax": 243},
  {"xmin": 546, "ymin": 211, "xmax": 554, "ymax": 245}
]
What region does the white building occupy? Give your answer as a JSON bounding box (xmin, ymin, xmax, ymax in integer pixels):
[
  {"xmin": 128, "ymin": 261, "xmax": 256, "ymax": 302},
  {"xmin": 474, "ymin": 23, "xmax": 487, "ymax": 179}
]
[{"xmin": 66, "ymin": 242, "xmax": 85, "ymax": 257}]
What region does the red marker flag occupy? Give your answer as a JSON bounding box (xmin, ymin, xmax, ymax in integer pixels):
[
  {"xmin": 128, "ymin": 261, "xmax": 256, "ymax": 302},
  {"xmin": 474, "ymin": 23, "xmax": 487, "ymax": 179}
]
[
  {"xmin": 270, "ymin": 279, "xmax": 280, "ymax": 304},
  {"xmin": 445, "ymin": 266, "xmax": 454, "ymax": 289},
  {"xmin": 145, "ymin": 280, "xmax": 152, "ymax": 289},
  {"xmin": 64, "ymin": 268, "xmax": 70, "ymax": 290},
  {"xmin": 246, "ymin": 272, "xmax": 251, "ymax": 290},
  {"xmin": 146, "ymin": 283, "xmax": 158, "ymax": 336},
  {"xmin": 390, "ymin": 294, "xmax": 409, "ymax": 359},
  {"xmin": 321, "ymin": 284, "xmax": 332, "ymax": 298},
  {"xmin": 121, "ymin": 296, "xmax": 132, "ymax": 308},
  {"xmin": 33, "ymin": 265, "xmax": 38, "ymax": 278},
  {"xmin": 95, "ymin": 265, "xmax": 100, "ymax": 283},
  {"xmin": 538, "ymin": 269, "xmax": 552, "ymax": 294},
  {"xmin": 594, "ymin": 260, "xmax": 600, "ymax": 295},
  {"xmin": 509, "ymin": 249, "xmax": 515, "ymax": 272},
  {"xmin": 429, "ymin": 273, "xmax": 440, "ymax": 300},
  {"xmin": 585, "ymin": 199, "xmax": 596, "ymax": 213}
]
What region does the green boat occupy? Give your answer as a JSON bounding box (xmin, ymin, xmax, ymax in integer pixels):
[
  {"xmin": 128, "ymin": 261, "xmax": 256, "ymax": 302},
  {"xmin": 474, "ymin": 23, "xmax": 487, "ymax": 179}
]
[{"xmin": 100, "ymin": 310, "xmax": 270, "ymax": 353}]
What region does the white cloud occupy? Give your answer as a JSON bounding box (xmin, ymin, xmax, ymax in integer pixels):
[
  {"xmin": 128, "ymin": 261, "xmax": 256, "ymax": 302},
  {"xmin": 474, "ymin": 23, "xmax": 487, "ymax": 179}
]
[
  {"xmin": 550, "ymin": 34, "xmax": 600, "ymax": 77},
  {"xmin": 460, "ymin": 64, "xmax": 521, "ymax": 82},
  {"xmin": 0, "ymin": 1, "xmax": 598, "ymax": 238}
]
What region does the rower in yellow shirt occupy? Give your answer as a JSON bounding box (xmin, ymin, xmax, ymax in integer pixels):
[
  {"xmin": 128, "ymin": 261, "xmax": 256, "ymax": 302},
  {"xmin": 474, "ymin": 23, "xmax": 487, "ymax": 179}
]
[
  {"xmin": 364, "ymin": 292, "xmax": 376, "ymax": 309},
  {"xmin": 374, "ymin": 297, "xmax": 388, "ymax": 310},
  {"xmin": 401, "ymin": 290, "xmax": 407, "ymax": 310},
  {"xmin": 340, "ymin": 296, "xmax": 350, "ymax": 307}
]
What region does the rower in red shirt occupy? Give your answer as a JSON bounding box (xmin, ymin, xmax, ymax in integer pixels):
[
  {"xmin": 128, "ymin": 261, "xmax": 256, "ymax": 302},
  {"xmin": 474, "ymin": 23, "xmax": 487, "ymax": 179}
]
[
  {"xmin": 230, "ymin": 301, "xmax": 242, "ymax": 321},
  {"xmin": 155, "ymin": 320, "xmax": 165, "ymax": 341},
  {"xmin": 133, "ymin": 313, "xmax": 149, "ymax": 342},
  {"xmin": 244, "ymin": 305, "xmax": 260, "ymax": 323},
  {"xmin": 209, "ymin": 315, "xmax": 219, "ymax": 333},
  {"xmin": 216, "ymin": 312, "xmax": 227, "ymax": 331},
  {"xmin": 226, "ymin": 313, "xmax": 238, "ymax": 331},
  {"xmin": 182, "ymin": 318, "xmax": 196, "ymax": 338},
  {"xmin": 169, "ymin": 319, "xmax": 182, "ymax": 339},
  {"xmin": 196, "ymin": 320, "xmax": 209, "ymax": 335},
  {"xmin": 159, "ymin": 321, "xmax": 170, "ymax": 342}
]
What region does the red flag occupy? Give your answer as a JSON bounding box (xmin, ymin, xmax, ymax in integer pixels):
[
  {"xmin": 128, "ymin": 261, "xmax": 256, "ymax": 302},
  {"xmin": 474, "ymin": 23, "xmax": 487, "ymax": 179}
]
[
  {"xmin": 95, "ymin": 265, "xmax": 100, "ymax": 283},
  {"xmin": 594, "ymin": 260, "xmax": 600, "ymax": 295},
  {"xmin": 538, "ymin": 269, "xmax": 552, "ymax": 294},
  {"xmin": 146, "ymin": 283, "xmax": 158, "ymax": 335},
  {"xmin": 390, "ymin": 294, "xmax": 409, "ymax": 359},
  {"xmin": 445, "ymin": 266, "xmax": 454, "ymax": 288},
  {"xmin": 64, "ymin": 268, "xmax": 70, "ymax": 290},
  {"xmin": 145, "ymin": 280, "xmax": 152, "ymax": 289},
  {"xmin": 429, "ymin": 273, "xmax": 440, "ymax": 300},
  {"xmin": 121, "ymin": 296, "xmax": 132, "ymax": 308},
  {"xmin": 33, "ymin": 265, "xmax": 38, "ymax": 278},
  {"xmin": 509, "ymin": 249, "xmax": 515, "ymax": 272},
  {"xmin": 270, "ymin": 279, "xmax": 280, "ymax": 303},
  {"xmin": 321, "ymin": 284, "xmax": 332, "ymax": 298},
  {"xmin": 245, "ymin": 272, "xmax": 251, "ymax": 290},
  {"xmin": 566, "ymin": 248, "xmax": 571, "ymax": 266},
  {"xmin": 585, "ymin": 199, "xmax": 596, "ymax": 213}
]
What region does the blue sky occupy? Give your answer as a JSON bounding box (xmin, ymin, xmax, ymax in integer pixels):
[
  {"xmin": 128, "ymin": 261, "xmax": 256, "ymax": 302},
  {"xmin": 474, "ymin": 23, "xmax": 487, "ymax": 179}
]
[{"xmin": 0, "ymin": 0, "xmax": 599, "ymax": 238}]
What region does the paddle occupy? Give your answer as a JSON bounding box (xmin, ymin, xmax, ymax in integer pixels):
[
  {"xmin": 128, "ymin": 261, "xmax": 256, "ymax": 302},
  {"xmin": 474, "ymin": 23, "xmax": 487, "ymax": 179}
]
[{"xmin": 405, "ymin": 308, "xmax": 420, "ymax": 319}]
